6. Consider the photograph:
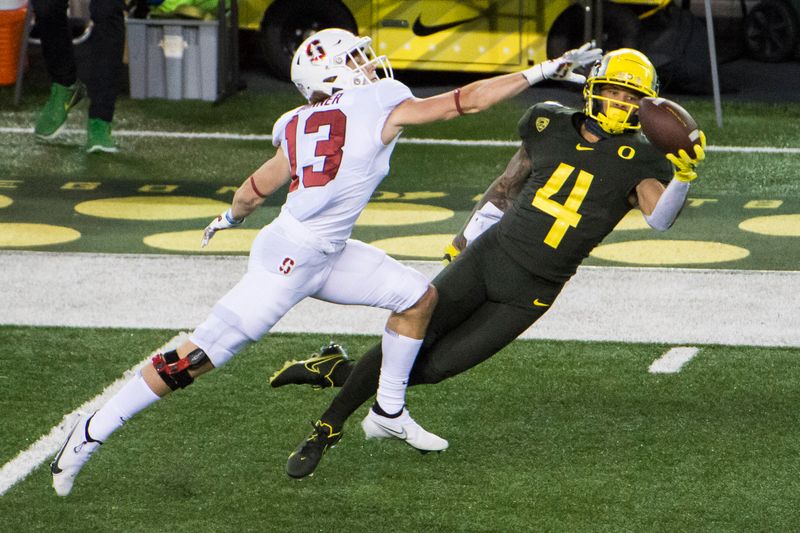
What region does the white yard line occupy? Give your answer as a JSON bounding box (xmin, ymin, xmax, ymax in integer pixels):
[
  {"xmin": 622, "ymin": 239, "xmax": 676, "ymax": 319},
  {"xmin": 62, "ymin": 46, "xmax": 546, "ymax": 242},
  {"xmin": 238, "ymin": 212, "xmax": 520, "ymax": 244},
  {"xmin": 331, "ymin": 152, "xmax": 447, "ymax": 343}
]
[
  {"xmin": 0, "ymin": 127, "xmax": 798, "ymax": 153},
  {"xmin": 649, "ymin": 347, "xmax": 701, "ymax": 374},
  {"xmin": 0, "ymin": 333, "xmax": 189, "ymax": 496}
]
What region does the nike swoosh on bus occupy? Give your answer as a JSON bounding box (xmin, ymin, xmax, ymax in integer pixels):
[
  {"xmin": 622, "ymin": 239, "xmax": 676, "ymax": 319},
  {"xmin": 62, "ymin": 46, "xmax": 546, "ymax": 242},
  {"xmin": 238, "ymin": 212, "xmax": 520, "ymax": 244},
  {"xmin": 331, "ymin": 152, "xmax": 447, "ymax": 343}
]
[{"xmin": 412, "ymin": 14, "xmax": 482, "ymax": 37}]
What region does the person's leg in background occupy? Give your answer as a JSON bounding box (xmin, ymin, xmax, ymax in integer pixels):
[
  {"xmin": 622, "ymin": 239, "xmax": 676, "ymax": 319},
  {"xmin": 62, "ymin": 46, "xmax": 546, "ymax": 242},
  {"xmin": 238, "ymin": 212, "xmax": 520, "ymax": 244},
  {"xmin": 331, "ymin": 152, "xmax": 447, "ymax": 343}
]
[
  {"xmin": 31, "ymin": 0, "xmax": 86, "ymax": 140},
  {"xmin": 85, "ymin": 0, "xmax": 125, "ymax": 153}
]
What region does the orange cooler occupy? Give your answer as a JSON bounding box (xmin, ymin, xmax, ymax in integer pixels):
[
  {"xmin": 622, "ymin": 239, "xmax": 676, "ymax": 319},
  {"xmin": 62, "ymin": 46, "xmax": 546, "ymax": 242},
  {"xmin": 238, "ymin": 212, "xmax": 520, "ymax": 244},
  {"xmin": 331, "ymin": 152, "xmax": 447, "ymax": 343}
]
[{"xmin": 0, "ymin": 0, "xmax": 26, "ymax": 86}]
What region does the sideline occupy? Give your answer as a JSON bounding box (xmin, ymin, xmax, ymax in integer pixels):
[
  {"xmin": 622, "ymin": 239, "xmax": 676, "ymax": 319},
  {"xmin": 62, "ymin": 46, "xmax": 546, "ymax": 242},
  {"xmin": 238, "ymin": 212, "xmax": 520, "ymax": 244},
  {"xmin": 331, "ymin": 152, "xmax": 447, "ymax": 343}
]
[
  {"xmin": 1, "ymin": 251, "xmax": 799, "ymax": 347},
  {"xmin": 0, "ymin": 127, "xmax": 798, "ymax": 154}
]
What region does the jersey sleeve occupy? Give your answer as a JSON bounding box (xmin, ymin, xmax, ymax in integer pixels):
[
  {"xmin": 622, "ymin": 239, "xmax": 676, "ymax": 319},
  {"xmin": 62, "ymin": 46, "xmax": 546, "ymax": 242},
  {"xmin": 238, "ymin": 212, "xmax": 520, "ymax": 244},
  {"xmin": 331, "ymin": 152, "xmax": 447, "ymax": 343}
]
[
  {"xmin": 374, "ymin": 78, "xmax": 414, "ymax": 111},
  {"xmin": 517, "ymin": 105, "xmax": 539, "ymax": 140},
  {"xmin": 635, "ymin": 137, "xmax": 674, "ymax": 184},
  {"xmin": 655, "ymin": 157, "xmax": 674, "ymax": 184},
  {"xmin": 517, "ymin": 102, "xmax": 561, "ymax": 140},
  {"xmin": 271, "ymin": 106, "xmax": 303, "ymax": 147}
]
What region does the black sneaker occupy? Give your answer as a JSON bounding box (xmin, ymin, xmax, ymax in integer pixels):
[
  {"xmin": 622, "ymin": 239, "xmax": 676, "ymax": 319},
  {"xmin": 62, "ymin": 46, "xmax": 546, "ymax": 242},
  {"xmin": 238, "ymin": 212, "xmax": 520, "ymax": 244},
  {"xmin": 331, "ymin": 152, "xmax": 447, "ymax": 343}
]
[
  {"xmin": 286, "ymin": 420, "xmax": 342, "ymax": 479},
  {"xmin": 269, "ymin": 342, "xmax": 349, "ymax": 389}
]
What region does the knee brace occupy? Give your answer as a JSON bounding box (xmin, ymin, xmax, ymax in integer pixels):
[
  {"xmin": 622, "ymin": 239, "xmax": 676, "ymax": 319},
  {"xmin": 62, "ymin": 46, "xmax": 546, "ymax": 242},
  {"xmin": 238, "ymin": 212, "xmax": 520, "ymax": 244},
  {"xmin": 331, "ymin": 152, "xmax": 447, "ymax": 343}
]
[{"xmin": 151, "ymin": 348, "xmax": 210, "ymax": 391}]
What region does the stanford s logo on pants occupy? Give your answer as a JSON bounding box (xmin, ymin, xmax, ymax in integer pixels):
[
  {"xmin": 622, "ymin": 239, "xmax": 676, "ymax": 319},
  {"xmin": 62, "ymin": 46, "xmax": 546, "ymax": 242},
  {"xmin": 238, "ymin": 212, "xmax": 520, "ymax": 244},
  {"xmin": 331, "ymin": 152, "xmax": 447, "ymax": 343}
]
[{"xmin": 279, "ymin": 257, "xmax": 296, "ymax": 275}]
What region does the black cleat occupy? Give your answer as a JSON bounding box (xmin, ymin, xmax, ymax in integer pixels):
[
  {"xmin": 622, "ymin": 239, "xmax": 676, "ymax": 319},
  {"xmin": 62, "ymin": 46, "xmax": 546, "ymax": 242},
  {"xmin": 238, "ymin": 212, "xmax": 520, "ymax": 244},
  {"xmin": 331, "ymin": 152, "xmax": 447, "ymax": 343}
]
[
  {"xmin": 269, "ymin": 342, "xmax": 348, "ymax": 389},
  {"xmin": 286, "ymin": 420, "xmax": 342, "ymax": 479}
]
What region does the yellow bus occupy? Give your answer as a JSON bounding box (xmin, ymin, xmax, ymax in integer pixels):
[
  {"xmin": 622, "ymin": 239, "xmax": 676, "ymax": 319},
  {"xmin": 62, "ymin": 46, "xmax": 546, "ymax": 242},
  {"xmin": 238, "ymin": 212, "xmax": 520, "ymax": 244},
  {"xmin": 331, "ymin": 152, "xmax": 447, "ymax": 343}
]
[{"xmin": 238, "ymin": 0, "xmax": 671, "ymax": 78}]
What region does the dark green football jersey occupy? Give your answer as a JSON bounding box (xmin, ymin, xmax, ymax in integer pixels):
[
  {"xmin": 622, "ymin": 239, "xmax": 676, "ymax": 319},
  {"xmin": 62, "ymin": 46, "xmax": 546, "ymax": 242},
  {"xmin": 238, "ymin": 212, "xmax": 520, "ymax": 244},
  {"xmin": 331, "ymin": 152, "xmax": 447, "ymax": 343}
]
[{"xmin": 496, "ymin": 102, "xmax": 673, "ymax": 283}]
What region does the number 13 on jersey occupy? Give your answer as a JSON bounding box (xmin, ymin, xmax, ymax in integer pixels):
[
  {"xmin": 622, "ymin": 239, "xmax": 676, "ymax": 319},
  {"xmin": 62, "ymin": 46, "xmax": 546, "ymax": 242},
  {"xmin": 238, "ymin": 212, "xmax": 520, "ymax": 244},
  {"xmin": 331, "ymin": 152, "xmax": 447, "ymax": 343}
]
[
  {"xmin": 285, "ymin": 109, "xmax": 347, "ymax": 192},
  {"xmin": 532, "ymin": 162, "xmax": 595, "ymax": 249}
]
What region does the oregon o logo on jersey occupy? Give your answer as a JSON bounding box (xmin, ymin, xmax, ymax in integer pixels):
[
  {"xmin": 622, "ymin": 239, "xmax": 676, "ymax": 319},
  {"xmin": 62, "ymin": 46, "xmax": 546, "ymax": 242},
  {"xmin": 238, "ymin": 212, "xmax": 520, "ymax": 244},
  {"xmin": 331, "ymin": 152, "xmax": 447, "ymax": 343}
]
[{"xmin": 617, "ymin": 145, "xmax": 635, "ymax": 160}]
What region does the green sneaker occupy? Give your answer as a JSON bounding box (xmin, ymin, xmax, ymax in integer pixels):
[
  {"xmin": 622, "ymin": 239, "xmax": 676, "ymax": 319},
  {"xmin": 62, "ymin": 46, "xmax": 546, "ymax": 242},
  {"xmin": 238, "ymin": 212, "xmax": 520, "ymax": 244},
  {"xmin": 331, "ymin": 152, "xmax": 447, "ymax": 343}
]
[
  {"xmin": 86, "ymin": 118, "xmax": 118, "ymax": 154},
  {"xmin": 34, "ymin": 82, "xmax": 86, "ymax": 140}
]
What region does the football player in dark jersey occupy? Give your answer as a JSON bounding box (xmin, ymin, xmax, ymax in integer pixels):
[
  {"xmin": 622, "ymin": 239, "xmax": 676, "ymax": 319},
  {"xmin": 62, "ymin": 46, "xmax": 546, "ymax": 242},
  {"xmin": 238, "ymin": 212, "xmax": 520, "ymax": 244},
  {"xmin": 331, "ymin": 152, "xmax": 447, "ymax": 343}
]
[{"xmin": 273, "ymin": 48, "xmax": 707, "ymax": 479}]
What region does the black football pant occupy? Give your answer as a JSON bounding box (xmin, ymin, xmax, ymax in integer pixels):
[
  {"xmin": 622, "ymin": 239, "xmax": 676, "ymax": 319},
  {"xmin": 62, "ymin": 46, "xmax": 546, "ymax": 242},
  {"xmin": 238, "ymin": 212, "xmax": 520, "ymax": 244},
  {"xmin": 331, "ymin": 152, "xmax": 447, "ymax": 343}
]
[
  {"xmin": 320, "ymin": 226, "xmax": 565, "ymax": 428},
  {"xmin": 31, "ymin": 0, "xmax": 125, "ymax": 122}
]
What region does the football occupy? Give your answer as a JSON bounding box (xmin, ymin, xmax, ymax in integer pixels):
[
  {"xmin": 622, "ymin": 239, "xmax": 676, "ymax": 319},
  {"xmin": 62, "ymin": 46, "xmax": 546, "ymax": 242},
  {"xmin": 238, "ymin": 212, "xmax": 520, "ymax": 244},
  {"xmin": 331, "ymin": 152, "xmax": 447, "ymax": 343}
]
[{"xmin": 638, "ymin": 97, "xmax": 702, "ymax": 156}]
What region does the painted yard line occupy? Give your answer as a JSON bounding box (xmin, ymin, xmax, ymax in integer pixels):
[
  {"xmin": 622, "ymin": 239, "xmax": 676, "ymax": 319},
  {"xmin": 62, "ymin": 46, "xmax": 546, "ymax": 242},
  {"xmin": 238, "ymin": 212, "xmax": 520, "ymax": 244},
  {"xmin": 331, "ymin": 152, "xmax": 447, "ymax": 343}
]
[
  {"xmin": 0, "ymin": 127, "xmax": 798, "ymax": 154},
  {"xmin": 0, "ymin": 333, "xmax": 189, "ymax": 496},
  {"xmin": 649, "ymin": 347, "xmax": 701, "ymax": 374}
]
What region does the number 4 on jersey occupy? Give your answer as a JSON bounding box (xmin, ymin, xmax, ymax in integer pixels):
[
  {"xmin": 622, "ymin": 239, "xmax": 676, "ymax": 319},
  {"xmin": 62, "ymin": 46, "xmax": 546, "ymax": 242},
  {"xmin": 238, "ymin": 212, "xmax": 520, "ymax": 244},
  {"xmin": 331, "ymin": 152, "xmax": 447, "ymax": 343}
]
[{"xmin": 532, "ymin": 162, "xmax": 594, "ymax": 249}]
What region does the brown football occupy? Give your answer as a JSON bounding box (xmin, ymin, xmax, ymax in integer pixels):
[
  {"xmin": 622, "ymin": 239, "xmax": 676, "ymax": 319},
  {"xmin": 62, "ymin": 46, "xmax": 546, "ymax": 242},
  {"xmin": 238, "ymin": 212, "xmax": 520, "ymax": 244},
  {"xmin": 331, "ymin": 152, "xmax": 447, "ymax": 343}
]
[{"xmin": 638, "ymin": 97, "xmax": 702, "ymax": 156}]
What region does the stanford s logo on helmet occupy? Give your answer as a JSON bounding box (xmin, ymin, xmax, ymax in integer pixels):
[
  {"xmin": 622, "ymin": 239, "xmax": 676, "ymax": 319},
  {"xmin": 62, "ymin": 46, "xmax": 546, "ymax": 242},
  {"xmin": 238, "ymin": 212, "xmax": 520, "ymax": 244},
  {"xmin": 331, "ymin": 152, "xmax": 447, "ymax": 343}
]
[
  {"xmin": 583, "ymin": 48, "xmax": 659, "ymax": 135},
  {"xmin": 291, "ymin": 28, "xmax": 393, "ymax": 101},
  {"xmin": 306, "ymin": 39, "xmax": 326, "ymax": 63}
]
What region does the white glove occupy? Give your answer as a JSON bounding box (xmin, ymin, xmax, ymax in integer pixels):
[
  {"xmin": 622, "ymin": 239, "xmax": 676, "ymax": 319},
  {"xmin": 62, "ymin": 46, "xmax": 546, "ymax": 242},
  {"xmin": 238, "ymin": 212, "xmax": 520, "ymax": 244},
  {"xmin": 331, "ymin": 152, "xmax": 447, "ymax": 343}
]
[
  {"xmin": 201, "ymin": 208, "xmax": 243, "ymax": 248},
  {"xmin": 522, "ymin": 42, "xmax": 603, "ymax": 86}
]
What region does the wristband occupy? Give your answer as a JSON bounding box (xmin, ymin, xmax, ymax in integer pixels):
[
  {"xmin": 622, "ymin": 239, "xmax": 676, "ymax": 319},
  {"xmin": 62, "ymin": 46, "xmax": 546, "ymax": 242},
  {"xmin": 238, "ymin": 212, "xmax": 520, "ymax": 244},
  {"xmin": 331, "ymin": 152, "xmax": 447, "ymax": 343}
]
[
  {"xmin": 521, "ymin": 64, "xmax": 546, "ymax": 86},
  {"xmin": 224, "ymin": 209, "xmax": 243, "ymax": 225}
]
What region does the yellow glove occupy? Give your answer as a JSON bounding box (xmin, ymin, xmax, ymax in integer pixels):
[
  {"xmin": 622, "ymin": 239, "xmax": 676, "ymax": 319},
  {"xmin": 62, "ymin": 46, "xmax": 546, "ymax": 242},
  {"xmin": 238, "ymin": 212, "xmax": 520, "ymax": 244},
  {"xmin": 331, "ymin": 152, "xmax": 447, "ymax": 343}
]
[
  {"xmin": 667, "ymin": 131, "xmax": 706, "ymax": 183},
  {"xmin": 442, "ymin": 242, "xmax": 461, "ymax": 265}
]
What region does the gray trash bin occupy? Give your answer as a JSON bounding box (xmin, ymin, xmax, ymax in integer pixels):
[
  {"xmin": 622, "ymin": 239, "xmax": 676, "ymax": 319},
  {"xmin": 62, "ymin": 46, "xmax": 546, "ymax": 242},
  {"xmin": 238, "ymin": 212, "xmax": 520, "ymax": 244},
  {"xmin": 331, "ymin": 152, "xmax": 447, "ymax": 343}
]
[{"xmin": 126, "ymin": 16, "xmax": 233, "ymax": 101}]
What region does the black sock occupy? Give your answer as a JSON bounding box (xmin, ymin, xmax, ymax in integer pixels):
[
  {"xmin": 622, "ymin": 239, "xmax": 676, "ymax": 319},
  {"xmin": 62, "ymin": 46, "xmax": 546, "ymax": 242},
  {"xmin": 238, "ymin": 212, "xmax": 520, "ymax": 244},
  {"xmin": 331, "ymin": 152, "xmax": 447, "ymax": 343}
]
[
  {"xmin": 330, "ymin": 359, "xmax": 355, "ymax": 387},
  {"xmin": 320, "ymin": 344, "xmax": 383, "ymax": 428},
  {"xmin": 371, "ymin": 402, "xmax": 403, "ymax": 418},
  {"xmin": 84, "ymin": 414, "xmax": 103, "ymax": 444}
]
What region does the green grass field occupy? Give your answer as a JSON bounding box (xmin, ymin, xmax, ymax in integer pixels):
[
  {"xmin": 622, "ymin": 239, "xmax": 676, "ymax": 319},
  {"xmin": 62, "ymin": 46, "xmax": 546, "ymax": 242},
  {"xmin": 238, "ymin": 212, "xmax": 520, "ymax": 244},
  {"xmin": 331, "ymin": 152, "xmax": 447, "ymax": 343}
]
[
  {"xmin": 2, "ymin": 67, "xmax": 800, "ymax": 531},
  {"xmin": 2, "ymin": 329, "xmax": 800, "ymax": 532}
]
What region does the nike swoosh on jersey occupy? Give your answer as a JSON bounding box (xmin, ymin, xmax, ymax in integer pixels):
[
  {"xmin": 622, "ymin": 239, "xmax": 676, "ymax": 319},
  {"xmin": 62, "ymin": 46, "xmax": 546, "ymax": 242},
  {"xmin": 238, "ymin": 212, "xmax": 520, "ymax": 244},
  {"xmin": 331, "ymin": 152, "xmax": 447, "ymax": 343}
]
[
  {"xmin": 575, "ymin": 143, "xmax": 594, "ymax": 151},
  {"xmin": 412, "ymin": 14, "xmax": 481, "ymax": 37},
  {"xmin": 533, "ymin": 299, "xmax": 550, "ymax": 307}
]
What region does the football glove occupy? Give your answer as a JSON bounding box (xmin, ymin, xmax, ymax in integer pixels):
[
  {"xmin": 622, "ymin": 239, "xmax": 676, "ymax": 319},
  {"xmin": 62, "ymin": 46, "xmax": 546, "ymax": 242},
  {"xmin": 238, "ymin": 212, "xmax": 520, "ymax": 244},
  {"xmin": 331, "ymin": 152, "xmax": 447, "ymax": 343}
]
[
  {"xmin": 442, "ymin": 242, "xmax": 461, "ymax": 265},
  {"xmin": 201, "ymin": 208, "xmax": 243, "ymax": 248},
  {"xmin": 667, "ymin": 131, "xmax": 707, "ymax": 183},
  {"xmin": 522, "ymin": 41, "xmax": 603, "ymax": 86}
]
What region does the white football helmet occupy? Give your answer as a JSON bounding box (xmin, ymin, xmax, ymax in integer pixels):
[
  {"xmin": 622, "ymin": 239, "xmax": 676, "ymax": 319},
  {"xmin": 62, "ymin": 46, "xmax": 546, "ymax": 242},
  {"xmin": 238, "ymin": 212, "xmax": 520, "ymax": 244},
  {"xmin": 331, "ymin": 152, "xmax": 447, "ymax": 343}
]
[{"xmin": 290, "ymin": 28, "xmax": 393, "ymax": 101}]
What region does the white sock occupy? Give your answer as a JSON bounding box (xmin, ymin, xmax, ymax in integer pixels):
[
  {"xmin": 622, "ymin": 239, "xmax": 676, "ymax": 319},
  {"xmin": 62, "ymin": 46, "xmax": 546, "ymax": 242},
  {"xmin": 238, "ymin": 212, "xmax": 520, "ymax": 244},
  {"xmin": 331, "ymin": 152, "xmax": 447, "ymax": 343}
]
[
  {"xmin": 376, "ymin": 329, "xmax": 423, "ymax": 415},
  {"xmin": 88, "ymin": 371, "xmax": 160, "ymax": 442}
]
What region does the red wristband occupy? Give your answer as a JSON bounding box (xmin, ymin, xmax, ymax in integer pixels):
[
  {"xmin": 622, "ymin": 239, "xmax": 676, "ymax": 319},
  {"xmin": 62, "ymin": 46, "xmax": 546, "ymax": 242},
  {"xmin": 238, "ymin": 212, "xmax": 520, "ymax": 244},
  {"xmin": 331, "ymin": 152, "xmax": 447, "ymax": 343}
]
[{"xmin": 453, "ymin": 88, "xmax": 465, "ymax": 116}]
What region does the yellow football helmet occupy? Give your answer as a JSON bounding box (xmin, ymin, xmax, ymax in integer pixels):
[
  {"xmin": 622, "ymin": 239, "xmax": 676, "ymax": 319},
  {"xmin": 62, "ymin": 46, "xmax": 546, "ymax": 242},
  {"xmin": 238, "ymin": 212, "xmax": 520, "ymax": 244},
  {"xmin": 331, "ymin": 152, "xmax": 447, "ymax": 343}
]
[{"xmin": 583, "ymin": 48, "xmax": 659, "ymax": 134}]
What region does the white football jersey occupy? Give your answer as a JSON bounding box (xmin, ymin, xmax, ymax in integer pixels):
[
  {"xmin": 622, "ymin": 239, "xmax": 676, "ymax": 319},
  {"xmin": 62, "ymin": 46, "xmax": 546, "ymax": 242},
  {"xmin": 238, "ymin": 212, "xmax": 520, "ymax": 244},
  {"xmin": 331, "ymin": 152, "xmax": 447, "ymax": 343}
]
[{"xmin": 272, "ymin": 78, "xmax": 413, "ymax": 243}]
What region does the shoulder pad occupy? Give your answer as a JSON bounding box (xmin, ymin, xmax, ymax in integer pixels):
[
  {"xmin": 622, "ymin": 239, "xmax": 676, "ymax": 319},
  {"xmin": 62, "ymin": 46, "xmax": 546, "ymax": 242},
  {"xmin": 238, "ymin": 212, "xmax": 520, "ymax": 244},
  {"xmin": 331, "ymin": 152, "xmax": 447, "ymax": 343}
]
[
  {"xmin": 374, "ymin": 78, "xmax": 413, "ymax": 109},
  {"xmin": 271, "ymin": 106, "xmax": 304, "ymax": 147}
]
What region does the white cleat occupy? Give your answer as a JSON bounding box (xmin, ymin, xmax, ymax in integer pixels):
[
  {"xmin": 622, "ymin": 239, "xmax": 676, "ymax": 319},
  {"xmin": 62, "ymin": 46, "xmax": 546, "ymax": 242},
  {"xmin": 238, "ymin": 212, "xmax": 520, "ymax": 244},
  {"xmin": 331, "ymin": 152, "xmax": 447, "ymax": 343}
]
[
  {"xmin": 361, "ymin": 407, "xmax": 448, "ymax": 452},
  {"xmin": 51, "ymin": 413, "xmax": 102, "ymax": 497}
]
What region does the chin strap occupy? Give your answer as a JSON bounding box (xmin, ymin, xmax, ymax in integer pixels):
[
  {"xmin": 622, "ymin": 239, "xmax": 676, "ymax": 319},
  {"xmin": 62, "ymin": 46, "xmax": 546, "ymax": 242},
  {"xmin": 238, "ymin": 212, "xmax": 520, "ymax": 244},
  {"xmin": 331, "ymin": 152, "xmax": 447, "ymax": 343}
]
[{"xmin": 583, "ymin": 116, "xmax": 611, "ymax": 139}]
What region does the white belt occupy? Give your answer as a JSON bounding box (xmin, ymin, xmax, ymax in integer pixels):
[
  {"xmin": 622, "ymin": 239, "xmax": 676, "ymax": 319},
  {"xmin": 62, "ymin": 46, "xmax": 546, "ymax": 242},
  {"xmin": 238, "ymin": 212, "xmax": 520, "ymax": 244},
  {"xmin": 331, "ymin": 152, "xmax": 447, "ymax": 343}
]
[{"xmin": 272, "ymin": 209, "xmax": 345, "ymax": 255}]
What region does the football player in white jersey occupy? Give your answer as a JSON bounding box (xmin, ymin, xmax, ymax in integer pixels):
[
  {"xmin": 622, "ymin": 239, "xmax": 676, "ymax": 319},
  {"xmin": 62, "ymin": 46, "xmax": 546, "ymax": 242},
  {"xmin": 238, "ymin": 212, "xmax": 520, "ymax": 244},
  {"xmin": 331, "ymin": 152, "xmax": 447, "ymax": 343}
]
[{"xmin": 50, "ymin": 28, "xmax": 602, "ymax": 494}]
